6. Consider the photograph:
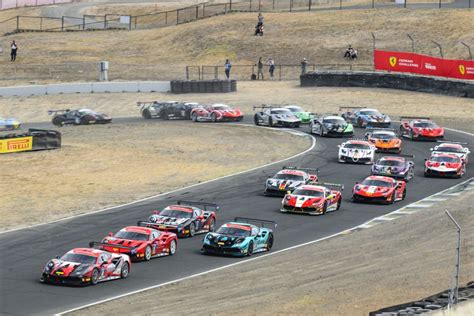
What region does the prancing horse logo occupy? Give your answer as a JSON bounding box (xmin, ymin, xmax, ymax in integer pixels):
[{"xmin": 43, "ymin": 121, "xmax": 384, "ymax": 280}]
[
  {"xmin": 389, "ymin": 57, "xmax": 397, "ymax": 67},
  {"xmin": 459, "ymin": 65, "xmax": 466, "ymax": 75}
]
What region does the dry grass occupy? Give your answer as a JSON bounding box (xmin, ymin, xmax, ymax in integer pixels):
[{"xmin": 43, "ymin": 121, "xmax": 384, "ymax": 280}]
[{"xmin": 0, "ymin": 122, "xmax": 310, "ymax": 231}]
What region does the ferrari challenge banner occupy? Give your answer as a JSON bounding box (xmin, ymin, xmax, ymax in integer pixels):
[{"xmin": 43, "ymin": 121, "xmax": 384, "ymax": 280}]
[
  {"xmin": 0, "ymin": 136, "xmax": 33, "ymax": 154},
  {"xmin": 374, "ymin": 50, "xmax": 474, "ymax": 80}
]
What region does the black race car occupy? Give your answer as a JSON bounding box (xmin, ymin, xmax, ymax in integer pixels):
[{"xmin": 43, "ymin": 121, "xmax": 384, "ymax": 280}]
[
  {"xmin": 137, "ymin": 201, "xmax": 219, "ymax": 238},
  {"xmin": 137, "ymin": 101, "xmax": 200, "ymax": 120},
  {"xmin": 49, "ymin": 109, "xmax": 112, "ymax": 126},
  {"xmin": 309, "ymin": 115, "xmax": 354, "ymax": 137}
]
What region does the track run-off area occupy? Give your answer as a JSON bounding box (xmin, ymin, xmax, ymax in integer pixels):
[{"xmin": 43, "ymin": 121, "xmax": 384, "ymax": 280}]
[{"xmin": 0, "ymin": 116, "xmax": 473, "ymax": 315}]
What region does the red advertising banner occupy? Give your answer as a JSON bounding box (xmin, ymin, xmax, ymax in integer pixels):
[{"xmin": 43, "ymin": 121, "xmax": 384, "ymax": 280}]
[{"xmin": 374, "ymin": 50, "xmax": 474, "ymax": 80}]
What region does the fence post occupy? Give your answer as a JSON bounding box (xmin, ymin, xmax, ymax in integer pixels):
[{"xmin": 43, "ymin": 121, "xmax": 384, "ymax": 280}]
[
  {"xmin": 16, "ymin": 15, "xmax": 19, "ymax": 31},
  {"xmin": 128, "ymin": 16, "xmax": 132, "ymax": 30},
  {"xmin": 135, "ymin": 16, "xmax": 138, "ymax": 29},
  {"xmin": 82, "ymin": 15, "xmax": 85, "ymax": 30},
  {"xmin": 214, "ymin": 66, "xmax": 218, "ymax": 79},
  {"xmin": 432, "ymin": 40, "xmax": 443, "ymax": 58},
  {"xmin": 404, "ymin": 0, "xmax": 407, "ymax": 8},
  {"xmin": 407, "ymin": 33, "xmax": 415, "ymax": 52},
  {"xmin": 309, "ymin": 0, "xmax": 312, "ymax": 11},
  {"xmin": 40, "ymin": 17, "xmax": 43, "ymax": 30},
  {"xmin": 225, "ymin": 3, "xmax": 227, "ymax": 13},
  {"xmin": 250, "ymin": 0, "xmax": 252, "ymax": 11},
  {"xmin": 259, "ymin": 0, "xmax": 261, "ymax": 11},
  {"xmin": 371, "ymin": 32, "xmax": 376, "ymax": 70},
  {"xmin": 195, "ymin": 5, "xmax": 198, "ymax": 20},
  {"xmin": 460, "ymin": 42, "xmax": 472, "ymax": 60},
  {"xmin": 273, "ymin": 0, "xmax": 275, "ymax": 10},
  {"xmin": 229, "ymin": 0, "xmax": 232, "ymax": 11},
  {"xmin": 186, "ymin": 66, "xmax": 189, "ymax": 80},
  {"xmin": 104, "ymin": 14, "xmax": 107, "ymax": 29},
  {"xmin": 165, "ymin": 12, "xmax": 168, "ymax": 25},
  {"xmin": 290, "ymin": 0, "xmax": 293, "ymax": 12},
  {"xmin": 177, "ymin": 9, "xmax": 179, "ymax": 24},
  {"xmin": 439, "ymin": 0, "xmax": 442, "ymax": 8},
  {"xmin": 372, "ymin": 0, "xmax": 374, "ymax": 8},
  {"xmin": 339, "ymin": 0, "xmax": 342, "ymax": 10},
  {"xmin": 199, "ymin": 66, "xmax": 202, "ymax": 80},
  {"xmin": 61, "ymin": 16, "xmax": 64, "ymax": 31},
  {"xmin": 278, "ymin": 65, "xmax": 281, "ymax": 80}
]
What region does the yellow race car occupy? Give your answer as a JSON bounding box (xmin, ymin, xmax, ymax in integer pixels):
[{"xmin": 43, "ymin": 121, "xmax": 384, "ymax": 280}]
[{"xmin": 365, "ymin": 128, "xmax": 402, "ymax": 154}]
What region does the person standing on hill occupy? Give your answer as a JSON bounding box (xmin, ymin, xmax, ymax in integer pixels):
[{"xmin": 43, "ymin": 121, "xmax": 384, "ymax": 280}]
[
  {"xmin": 224, "ymin": 59, "xmax": 232, "ymax": 79},
  {"xmin": 257, "ymin": 57, "xmax": 264, "ymax": 80},
  {"xmin": 268, "ymin": 58, "xmax": 275, "ymax": 79},
  {"xmin": 301, "ymin": 58, "xmax": 308, "ymax": 75},
  {"xmin": 10, "ymin": 40, "xmax": 18, "ymax": 62}
]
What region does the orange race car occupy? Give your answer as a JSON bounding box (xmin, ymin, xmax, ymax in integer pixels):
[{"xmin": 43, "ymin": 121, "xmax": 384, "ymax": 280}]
[{"xmin": 365, "ymin": 128, "xmax": 402, "ymax": 154}]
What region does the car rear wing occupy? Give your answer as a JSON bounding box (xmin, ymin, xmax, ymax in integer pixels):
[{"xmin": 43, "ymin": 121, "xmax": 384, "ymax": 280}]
[
  {"xmin": 89, "ymin": 242, "xmax": 135, "ymax": 250},
  {"xmin": 399, "ymin": 116, "xmax": 431, "ymax": 122},
  {"xmin": 136, "ymin": 101, "xmax": 156, "ymax": 107},
  {"xmin": 137, "ymin": 220, "xmax": 178, "ymax": 229},
  {"xmin": 365, "ymin": 127, "xmax": 399, "ymax": 137},
  {"xmin": 47, "ymin": 109, "xmax": 70, "ymax": 115},
  {"xmin": 377, "ymin": 153, "xmax": 415, "ymax": 159},
  {"xmin": 283, "ymin": 166, "xmax": 319, "ymax": 174},
  {"xmin": 309, "ymin": 182, "xmax": 345, "ymax": 191},
  {"xmin": 253, "ymin": 104, "xmax": 275, "ymax": 111},
  {"xmin": 436, "ymin": 140, "xmax": 468, "ymax": 145},
  {"xmin": 234, "ymin": 217, "xmax": 277, "ymax": 229},
  {"xmin": 339, "ymin": 106, "xmax": 365, "ymax": 112},
  {"xmin": 176, "ymin": 201, "xmax": 220, "ymax": 212}
]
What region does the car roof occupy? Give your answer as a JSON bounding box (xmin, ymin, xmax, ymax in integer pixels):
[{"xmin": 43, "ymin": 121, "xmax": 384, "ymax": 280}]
[
  {"xmin": 380, "ymin": 156, "xmax": 405, "ymax": 161},
  {"xmin": 271, "ymin": 108, "xmax": 290, "ymax": 111},
  {"xmin": 323, "ymin": 116, "xmax": 344, "ymax": 120},
  {"xmin": 437, "ymin": 143, "xmax": 463, "ymax": 148},
  {"xmin": 164, "ymin": 205, "xmax": 194, "ymax": 213},
  {"xmin": 345, "ymin": 140, "xmax": 370, "ymax": 145},
  {"xmin": 297, "ymin": 185, "xmax": 326, "ymax": 192},
  {"xmin": 284, "ymin": 105, "xmax": 302, "ymax": 109},
  {"xmin": 212, "ymin": 103, "xmax": 230, "ymax": 107},
  {"xmin": 121, "ymin": 226, "xmax": 153, "ymax": 234},
  {"xmin": 223, "ymin": 222, "xmax": 254, "ymax": 230},
  {"xmin": 359, "ymin": 108, "xmax": 379, "ymax": 112},
  {"xmin": 279, "ymin": 169, "xmax": 306, "ymax": 176},
  {"xmin": 69, "ymin": 248, "xmax": 102, "ymax": 257},
  {"xmin": 430, "ymin": 153, "xmax": 460, "ymax": 158},
  {"xmin": 365, "ymin": 175, "xmax": 395, "ymax": 182},
  {"xmin": 372, "ymin": 130, "xmax": 395, "ymax": 135}
]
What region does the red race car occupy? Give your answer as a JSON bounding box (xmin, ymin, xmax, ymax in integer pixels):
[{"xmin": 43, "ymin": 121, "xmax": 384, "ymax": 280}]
[
  {"xmin": 281, "ymin": 182, "xmax": 344, "ymax": 215},
  {"xmin": 399, "ymin": 117, "xmax": 444, "ymax": 140},
  {"xmin": 191, "ymin": 103, "xmax": 243, "ymax": 122},
  {"xmin": 352, "ymin": 175, "xmax": 406, "ymax": 204},
  {"xmin": 40, "ymin": 248, "xmax": 131, "ymax": 286},
  {"xmin": 90, "ymin": 225, "xmax": 178, "ymax": 261},
  {"xmin": 138, "ymin": 201, "xmax": 219, "ymax": 238},
  {"xmin": 424, "ymin": 153, "xmax": 466, "ymax": 178}
]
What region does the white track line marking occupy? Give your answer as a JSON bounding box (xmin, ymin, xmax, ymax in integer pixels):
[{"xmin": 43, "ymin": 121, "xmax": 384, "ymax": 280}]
[
  {"xmin": 57, "ymin": 177, "xmax": 473, "ymax": 315},
  {"xmin": 0, "ymin": 125, "xmax": 316, "ymax": 235}
]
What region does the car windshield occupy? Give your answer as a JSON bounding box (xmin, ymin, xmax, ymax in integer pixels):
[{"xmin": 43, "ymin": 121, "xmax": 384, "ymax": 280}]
[
  {"xmin": 61, "ymin": 253, "xmax": 96, "ymax": 264},
  {"xmin": 271, "ymin": 110, "xmax": 291, "ymax": 115},
  {"xmin": 431, "ymin": 156, "xmax": 460, "ymax": 163},
  {"xmin": 287, "ymin": 106, "xmax": 303, "ymax": 113},
  {"xmin": 344, "ymin": 143, "xmax": 370, "ymax": 150},
  {"xmin": 378, "ymin": 160, "xmax": 404, "ymax": 167},
  {"xmin": 216, "ymin": 226, "xmax": 251, "ymax": 237},
  {"xmin": 361, "ymin": 179, "xmax": 392, "ymax": 187},
  {"xmin": 114, "ymin": 230, "xmax": 149, "ymax": 241},
  {"xmin": 372, "ymin": 133, "xmax": 396, "ymax": 140},
  {"xmin": 436, "ymin": 146, "xmax": 464, "ymax": 153},
  {"xmin": 78, "ymin": 109, "xmax": 95, "ymax": 114},
  {"xmin": 273, "ymin": 173, "xmax": 305, "ymax": 181},
  {"xmin": 292, "ymin": 189, "xmax": 324, "ymax": 197},
  {"xmin": 414, "ymin": 121, "xmax": 437, "ymax": 128},
  {"xmin": 213, "ymin": 105, "xmax": 231, "ymax": 111},
  {"xmin": 359, "ymin": 110, "xmax": 381, "ymax": 116},
  {"xmin": 323, "ymin": 118, "xmax": 345, "ymax": 124},
  {"xmin": 159, "ymin": 209, "xmax": 193, "ymax": 219}
]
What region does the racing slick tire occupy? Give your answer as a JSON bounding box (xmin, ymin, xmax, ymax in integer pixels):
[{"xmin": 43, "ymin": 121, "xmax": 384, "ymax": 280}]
[
  {"xmin": 144, "ymin": 245, "xmax": 152, "ymax": 261},
  {"xmin": 188, "ymin": 222, "xmax": 196, "ymax": 237},
  {"xmin": 80, "ymin": 116, "xmax": 92, "ymax": 125},
  {"xmin": 247, "ymin": 241, "xmax": 254, "ymax": 256},
  {"xmin": 191, "ymin": 112, "xmax": 198, "ymax": 122},
  {"xmin": 169, "ymin": 239, "xmax": 177, "ymax": 255},
  {"xmin": 357, "ymin": 118, "xmax": 365, "ymax": 128},
  {"xmin": 121, "ymin": 262, "xmax": 130, "ymax": 279},
  {"xmin": 266, "ymin": 233, "xmax": 274, "ymax": 251},
  {"xmin": 208, "ymin": 218, "xmax": 216, "ymax": 232},
  {"xmin": 386, "ymin": 192, "xmax": 395, "ymax": 205},
  {"xmin": 91, "ymin": 268, "xmax": 100, "ymax": 285},
  {"xmin": 52, "ymin": 116, "xmax": 64, "ymax": 127},
  {"xmin": 322, "ymin": 202, "xmax": 328, "ymax": 215},
  {"xmin": 211, "ymin": 113, "xmax": 217, "ymax": 122},
  {"xmin": 402, "ymin": 189, "xmax": 407, "ymax": 200},
  {"xmin": 294, "ymin": 123, "xmax": 301, "ymax": 128},
  {"xmin": 254, "ymin": 114, "xmax": 260, "ymax": 126},
  {"xmin": 268, "ymin": 117, "xmax": 273, "ymax": 127},
  {"xmin": 336, "ymin": 198, "xmax": 342, "ymax": 210},
  {"xmin": 142, "ymin": 109, "xmax": 152, "ymax": 119},
  {"xmin": 160, "ymin": 110, "xmax": 170, "ymax": 120}
]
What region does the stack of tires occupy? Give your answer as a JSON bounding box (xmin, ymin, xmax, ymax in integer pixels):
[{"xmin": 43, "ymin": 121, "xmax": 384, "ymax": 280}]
[{"xmin": 170, "ymin": 80, "xmax": 237, "ymax": 94}]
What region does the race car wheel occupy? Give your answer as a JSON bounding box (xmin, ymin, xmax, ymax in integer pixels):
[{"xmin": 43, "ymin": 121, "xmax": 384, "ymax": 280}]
[
  {"xmin": 266, "ymin": 233, "xmax": 274, "ymax": 251},
  {"xmin": 121, "ymin": 262, "xmax": 130, "ymax": 279},
  {"xmin": 208, "ymin": 218, "xmax": 216, "ymax": 232},
  {"xmin": 142, "ymin": 109, "xmax": 152, "ymax": 119},
  {"xmin": 160, "ymin": 110, "xmax": 169, "ymax": 120},
  {"xmin": 52, "ymin": 116, "xmax": 64, "ymax": 127},
  {"xmin": 322, "ymin": 202, "xmax": 328, "ymax": 215},
  {"xmin": 211, "ymin": 113, "xmax": 217, "ymax": 122},
  {"xmin": 294, "ymin": 123, "xmax": 300, "ymax": 128},
  {"xmin": 169, "ymin": 240, "xmax": 177, "ymax": 255},
  {"xmin": 91, "ymin": 268, "xmax": 99, "ymax": 285},
  {"xmin": 268, "ymin": 117, "xmax": 273, "ymax": 127},
  {"xmin": 357, "ymin": 118, "xmax": 364, "ymax": 128},
  {"xmin": 254, "ymin": 115, "xmax": 260, "ymax": 126},
  {"xmin": 247, "ymin": 242, "xmax": 254, "ymax": 256},
  {"xmin": 402, "ymin": 189, "xmax": 406, "ymax": 200},
  {"xmin": 336, "ymin": 198, "xmax": 342, "ymax": 210},
  {"xmin": 386, "ymin": 192, "xmax": 395, "ymax": 205},
  {"xmin": 191, "ymin": 112, "xmax": 198, "ymax": 122},
  {"xmin": 80, "ymin": 116, "xmax": 91, "ymax": 125},
  {"xmin": 188, "ymin": 223, "xmax": 196, "ymax": 237},
  {"xmin": 144, "ymin": 245, "xmax": 152, "ymax": 261}
]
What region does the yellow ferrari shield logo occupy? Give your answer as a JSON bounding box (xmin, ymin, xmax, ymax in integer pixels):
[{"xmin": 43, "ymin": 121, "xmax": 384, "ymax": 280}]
[
  {"xmin": 459, "ymin": 65, "xmax": 465, "ymax": 75},
  {"xmin": 389, "ymin": 57, "xmax": 397, "ymax": 67}
]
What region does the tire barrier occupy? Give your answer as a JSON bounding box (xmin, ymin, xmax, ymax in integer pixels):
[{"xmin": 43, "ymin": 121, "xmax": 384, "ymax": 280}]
[
  {"xmin": 170, "ymin": 80, "xmax": 237, "ymax": 94},
  {"xmin": 370, "ymin": 280, "xmax": 474, "ymax": 316},
  {"xmin": 0, "ymin": 129, "xmax": 61, "ymax": 154},
  {"xmin": 300, "ymin": 71, "xmax": 474, "ymax": 98}
]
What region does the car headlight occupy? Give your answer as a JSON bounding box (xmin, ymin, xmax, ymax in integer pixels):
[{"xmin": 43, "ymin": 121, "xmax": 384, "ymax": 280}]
[
  {"xmin": 44, "ymin": 260, "xmax": 55, "ymax": 272},
  {"xmin": 206, "ymin": 234, "xmax": 214, "ymax": 241}
]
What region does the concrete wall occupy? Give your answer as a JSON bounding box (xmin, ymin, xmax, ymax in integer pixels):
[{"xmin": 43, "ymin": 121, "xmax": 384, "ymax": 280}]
[
  {"xmin": 0, "ymin": 81, "xmax": 171, "ymax": 97},
  {"xmin": 300, "ymin": 71, "xmax": 474, "ymax": 98}
]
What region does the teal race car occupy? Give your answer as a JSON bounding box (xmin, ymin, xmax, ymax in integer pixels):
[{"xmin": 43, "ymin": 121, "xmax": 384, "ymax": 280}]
[
  {"xmin": 201, "ymin": 217, "xmax": 276, "ymax": 257},
  {"xmin": 0, "ymin": 117, "xmax": 21, "ymax": 131},
  {"xmin": 284, "ymin": 105, "xmax": 315, "ymax": 124}
]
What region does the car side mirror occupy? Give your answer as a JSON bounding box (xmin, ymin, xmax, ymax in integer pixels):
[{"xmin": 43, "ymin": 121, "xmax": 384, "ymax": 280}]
[
  {"xmin": 55, "ymin": 255, "xmax": 60, "ymax": 259},
  {"xmin": 108, "ymin": 232, "xmax": 113, "ymax": 237},
  {"xmin": 424, "ymin": 158, "xmax": 427, "ymax": 161},
  {"xmin": 355, "ymin": 182, "xmax": 359, "ymax": 185},
  {"xmin": 337, "ymin": 145, "xmax": 341, "ymax": 148}
]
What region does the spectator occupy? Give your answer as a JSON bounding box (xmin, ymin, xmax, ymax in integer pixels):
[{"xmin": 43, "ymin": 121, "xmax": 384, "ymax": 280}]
[
  {"xmin": 257, "ymin": 12, "xmax": 264, "ymax": 25},
  {"xmin": 255, "ymin": 12, "xmax": 264, "ymax": 36},
  {"xmin": 257, "ymin": 57, "xmax": 264, "ymax": 80},
  {"xmin": 10, "ymin": 40, "xmax": 18, "ymax": 62},
  {"xmin": 224, "ymin": 59, "xmax": 232, "ymax": 79},
  {"xmin": 344, "ymin": 45, "xmax": 358, "ymax": 59},
  {"xmin": 301, "ymin": 58, "xmax": 308, "ymax": 75},
  {"xmin": 268, "ymin": 58, "xmax": 275, "ymax": 79}
]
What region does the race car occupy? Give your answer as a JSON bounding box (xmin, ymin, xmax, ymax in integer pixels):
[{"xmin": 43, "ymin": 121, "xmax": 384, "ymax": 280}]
[
  {"xmin": 281, "ymin": 182, "xmax": 343, "ymax": 215},
  {"xmin": 48, "ymin": 109, "xmax": 112, "ymax": 126},
  {"xmin": 365, "ymin": 128, "xmax": 402, "ymax": 153},
  {"xmin": 340, "ymin": 107, "xmax": 391, "ymax": 128},
  {"xmin": 253, "ymin": 105, "xmax": 301, "ymax": 128},
  {"xmin": 40, "ymin": 248, "xmax": 131, "ymax": 286},
  {"xmin": 310, "ymin": 115, "xmax": 353, "ymax": 137},
  {"xmin": 431, "ymin": 141, "xmax": 470, "ymax": 164},
  {"xmin": 190, "ymin": 103, "xmax": 243, "ymax": 122},
  {"xmin": 201, "ymin": 217, "xmax": 276, "ymax": 257},
  {"xmin": 371, "ymin": 155, "xmax": 415, "ymax": 181},
  {"xmin": 137, "ymin": 201, "xmax": 218, "ymax": 238},
  {"xmin": 137, "ymin": 101, "xmax": 200, "ymax": 120},
  {"xmin": 352, "ymin": 175, "xmax": 406, "ymax": 204},
  {"xmin": 424, "ymin": 153, "xmax": 466, "ymax": 178},
  {"xmin": 284, "ymin": 105, "xmax": 315, "ymax": 124},
  {"xmin": 89, "ymin": 225, "xmax": 178, "ymax": 261},
  {"xmin": 0, "ymin": 117, "xmax": 21, "ymax": 131},
  {"xmin": 264, "ymin": 166, "xmax": 319, "ymax": 196},
  {"xmin": 399, "ymin": 117, "xmax": 444, "ymax": 141},
  {"xmin": 338, "ymin": 139, "xmax": 376, "ymax": 164}
]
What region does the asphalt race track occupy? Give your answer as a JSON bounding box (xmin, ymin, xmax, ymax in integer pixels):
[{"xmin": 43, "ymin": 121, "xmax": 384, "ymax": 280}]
[{"xmin": 0, "ymin": 117, "xmax": 472, "ymax": 315}]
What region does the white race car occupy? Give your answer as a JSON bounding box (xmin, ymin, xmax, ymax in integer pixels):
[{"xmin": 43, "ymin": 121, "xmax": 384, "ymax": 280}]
[
  {"xmin": 431, "ymin": 142, "xmax": 470, "ymax": 164},
  {"xmin": 338, "ymin": 139, "xmax": 376, "ymax": 164}
]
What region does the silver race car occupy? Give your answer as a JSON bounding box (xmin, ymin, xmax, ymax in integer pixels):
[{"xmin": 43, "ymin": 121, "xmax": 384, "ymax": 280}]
[
  {"xmin": 264, "ymin": 166, "xmax": 319, "ymax": 196},
  {"xmin": 254, "ymin": 105, "xmax": 301, "ymax": 128},
  {"xmin": 430, "ymin": 141, "xmax": 470, "ymax": 164},
  {"xmin": 338, "ymin": 139, "xmax": 376, "ymax": 164}
]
